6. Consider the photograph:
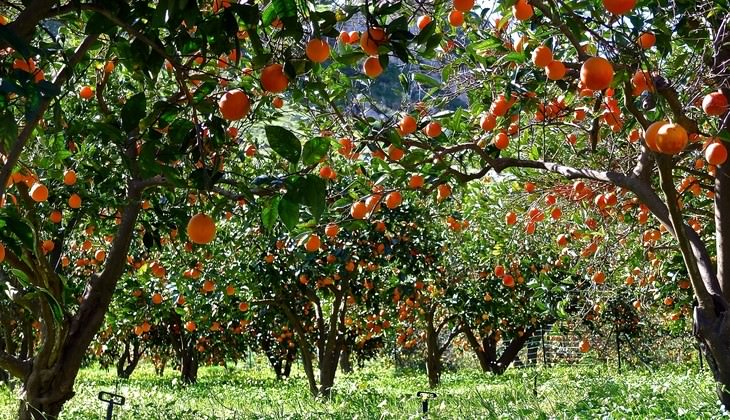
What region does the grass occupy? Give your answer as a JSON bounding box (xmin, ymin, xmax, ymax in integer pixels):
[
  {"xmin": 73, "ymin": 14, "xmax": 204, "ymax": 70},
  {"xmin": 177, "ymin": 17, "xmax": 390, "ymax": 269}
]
[{"xmin": 0, "ymin": 358, "xmax": 723, "ymax": 419}]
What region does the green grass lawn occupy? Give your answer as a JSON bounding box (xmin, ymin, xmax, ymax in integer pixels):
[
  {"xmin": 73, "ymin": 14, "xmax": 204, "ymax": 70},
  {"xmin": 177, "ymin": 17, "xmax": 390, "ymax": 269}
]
[{"xmin": 0, "ymin": 359, "xmax": 721, "ymax": 419}]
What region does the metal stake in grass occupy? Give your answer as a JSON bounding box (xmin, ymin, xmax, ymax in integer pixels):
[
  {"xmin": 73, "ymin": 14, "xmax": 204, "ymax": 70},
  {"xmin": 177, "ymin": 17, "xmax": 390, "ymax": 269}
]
[
  {"xmin": 417, "ymin": 391, "xmax": 437, "ymax": 415},
  {"xmin": 99, "ymin": 391, "xmax": 125, "ymax": 420}
]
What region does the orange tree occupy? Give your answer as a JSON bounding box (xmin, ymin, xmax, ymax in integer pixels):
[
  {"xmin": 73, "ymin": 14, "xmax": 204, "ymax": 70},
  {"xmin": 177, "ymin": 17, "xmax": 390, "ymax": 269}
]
[{"xmin": 285, "ymin": 0, "xmax": 730, "ymax": 404}]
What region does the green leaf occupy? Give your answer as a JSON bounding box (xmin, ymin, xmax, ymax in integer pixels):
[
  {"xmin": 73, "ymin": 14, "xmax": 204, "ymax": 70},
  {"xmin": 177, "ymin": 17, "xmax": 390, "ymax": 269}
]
[
  {"xmin": 0, "ymin": 111, "xmax": 18, "ymax": 154},
  {"xmin": 278, "ymin": 194, "xmax": 300, "ymax": 230},
  {"xmin": 265, "ymin": 125, "xmax": 301, "ymax": 165},
  {"xmin": 301, "ymin": 137, "xmax": 331, "ymax": 165},
  {"xmin": 299, "ymin": 176, "xmax": 326, "ymax": 221},
  {"xmin": 262, "ymin": 197, "xmax": 280, "ymax": 230},
  {"xmin": 414, "ymin": 73, "xmax": 441, "ymax": 88},
  {"xmin": 121, "ymin": 92, "xmax": 147, "ymax": 133}
]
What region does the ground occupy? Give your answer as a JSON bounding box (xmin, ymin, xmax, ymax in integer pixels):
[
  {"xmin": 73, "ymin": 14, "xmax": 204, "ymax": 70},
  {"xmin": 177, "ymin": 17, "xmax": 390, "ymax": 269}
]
[{"xmin": 0, "ymin": 359, "xmax": 720, "ymax": 419}]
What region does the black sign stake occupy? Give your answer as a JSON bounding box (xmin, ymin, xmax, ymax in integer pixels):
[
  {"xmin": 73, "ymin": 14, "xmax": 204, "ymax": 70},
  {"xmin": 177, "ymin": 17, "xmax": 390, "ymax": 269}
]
[
  {"xmin": 417, "ymin": 391, "xmax": 437, "ymax": 415},
  {"xmin": 99, "ymin": 391, "xmax": 125, "ymax": 420}
]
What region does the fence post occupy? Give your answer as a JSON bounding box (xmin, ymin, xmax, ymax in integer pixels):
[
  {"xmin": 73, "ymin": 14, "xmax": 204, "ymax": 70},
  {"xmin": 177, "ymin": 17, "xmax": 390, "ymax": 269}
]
[
  {"xmin": 616, "ymin": 333, "xmax": 621, "ymax": 373},
  {"xmin": 541, "ymin": 329, "xmax": 547, "ymax": 366}
]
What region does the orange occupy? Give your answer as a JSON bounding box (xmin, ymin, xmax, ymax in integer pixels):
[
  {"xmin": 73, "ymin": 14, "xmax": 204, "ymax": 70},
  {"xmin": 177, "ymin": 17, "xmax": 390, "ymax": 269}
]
[
  {"xmin": 351, "ymin": 201, "xmax": 367, "ymax": 219},
  {"xmin": 385, "ymin": 191, "xmax": 402, "ymax": 209},
  {"xmin": 360, "ymin": 27, "xmax": 387, "ymax": 56},
  {"xmin": 592, "ymin": 271, "xmax": 606, "ymax": 284},
  {"xmin": 637, "ymin": 32, "xmax": 655, "ymax": 49},
  {"xmin": 502, "ymin": 274, "xmax": 515, "ymax": 287},
  {"xmin": 151, "ymin": 293, "xmax": 163, "ymax": 305},
  {"xmin": 184, "ymin": 321, "xmax": 196, "ymax": 332},
  {"xmin": 260, "ymin": 64, "xmax": 289, "ymax": 93},
  {"xmin": 388, "ymin": 144, "xmax": 405, "ymax": 160},
  {"xmin": 30, "ymin": 183, "xmax": 49, "ymax": 202},
  {"xmin": 305, "ymin": 38, "xmax": 330, "ymax": 63},
  {"xmin": 363, "ymin": 56, "xmax": 383, "ymax": 78},
  {"xmin": 580, "ymin": 57, "xmax": 613, "ymax": 90},
  {"xmin": 545, "ymin": 60, "xmax": 566, "ymax": 80},
  {"xmin": 218, "ymin": 89, "xmax": 250, "ymax": 120},
  {"xmin": 319, "ymin": 166, "xmax": 336, "ymax": 179},
  {"xmin": 531, "ymin": 46, "xmax": 552, "ymax": 67},
  {"xmin": 702, "ymin": 91, "xmax": 728, "ymax": 116},
  {"xmin": 512, "ymin": 0, "xmax": 533, "ymax": 20},
  {"xmin": 424, "ymin": 121, "xmax": 442, "ymax": 137},
  {"xmin": 187, "ymin": 213, "xmax": 216, "ymax": 244},
  {"xmin": 339, "ymin": 31, "xmax": 351, "ymax": 44},
  {"xmin": 436, "ymin": 184, "xmax": 451, "ymax": 201},
  {"xmin": 643, "ymin": 120, "xmax": 668, "ymax": 151},
  {"xmin": 272, "ymin": 96, "xmax": 284, "ymax": 108},
  {"xmin": 61, "ymin": 169, "xmax": 76, "ymax": 186},
  {"xmin": 579, "ymin": 339, "xmax": 591, "ymax": 353},
  {"xmin": 50, "ymin": 210, "xmax": 62, "ymax": 224},
  {"xmin": 202, "ymin": 280, "xmax": 216, "ymax": 293},
  {"xmin": 325, "ymin": 223, "xmax": 340, "ymax": 237},
  {"xmin": 417, "ymin": 15, "xmax": 432, "ymax": 30},
  {"xmin": 399, "ymin": 114, "xmax": 418, "ymax": 134},
  {"xmin": 655, "ymin": 123, "xmax": 688, "ymax": 154},
  {"xmin": 94, "ymin": 249, "xmax": 106, "ymax": 261},
  {"xmin": 12, "ymin": 58, "xmax": 36, "ymax": 73},
  {"xmin": 453, "ymin": 0, "xmax": 475, "ymax": 12},
  {"xmin": 480, "ymin": 113, "xmax": 496, "ymax": 131},
  {"xmin": 448, "ymin": 10, "xmax": 464, "ymax": 26},
  {"xmin": 602, "ymin": 0, "xmax": 636, "ymax": 15},
  {"xmin": 706, "ymin": 142, "xmax": 728, "ymax": 165},
  {"xmin": 304, "ymin": 234, "xmax": 321, "ymax": 252},
  {"xmin": 505, "ymin": 211, "xmax": 517, "ymax": 225},
  {"xmin": 1, "ymin": 243, "xmax": 8, "ymax": 262},
  {"xmin": 238, "ymin": 301, "xmax": 250, "ymax": 312},
  {"xmin": 493, "ymin": 132, "xmax": 509, "ymax": 149},
  {"xmin": 79, "ymin": 86, "xmax": 94, "ymax": 100},
  {"xmin": 408, "ymin": 174, "xmax": 425, "ymax": 189}
]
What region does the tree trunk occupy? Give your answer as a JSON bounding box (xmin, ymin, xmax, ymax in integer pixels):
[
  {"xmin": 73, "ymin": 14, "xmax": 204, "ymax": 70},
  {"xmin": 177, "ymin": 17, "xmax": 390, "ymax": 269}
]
[
  {"xmin": 339, "ymin": 347, "xmax": 353, "ymax": 374},
  {"xmin": 180, "ymin": 343, "xmax": 199, "ymax": 384},
  {"xmin": 425, "ymin": 309, "xmax": 442, "ymax": 388},
  {"xmin": 116, "ymin": 340, "xmax": 144, "ymax": 379}
]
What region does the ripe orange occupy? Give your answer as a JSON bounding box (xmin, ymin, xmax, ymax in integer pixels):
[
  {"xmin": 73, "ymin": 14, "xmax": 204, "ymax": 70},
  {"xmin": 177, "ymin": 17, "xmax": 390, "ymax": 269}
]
[
  {"xmin": 94, "ymin": 249, "xmax": 106, "ymax": 261},
  {"xmin": 0, "ymin": 243, "xmax": 6, "ymax": 263},
  {"xmin": 325, "ymin": 223, "xmax": 340, "ymax": 237},
  {"xmin": 360, "ymin": 27, "xmax": 387, "ymax": 56},
  {"xmin": 453, "ymin": 0, "xmax": 475, "ymax": 12},
  {"xmin": 512, "ymin": 0, "xmax": 533, "ymax": 20},
  {"xmin": 385, "ymin": 191, "xmax": 402, "ymax": 209},
  {"xmin": 702, "ymin": 91, "xmax": 728, "ymax": 116},
  {"xmin": 417, "ymin": 15, "xmax": 432, "ymax": 30},
  {"xmin": 50, "ymin": 210, "xmax": 62, "ymax": 224},
  {"xmin": 202, "ymin": 280, "xmax": 216, "ymax": 293},
  {"xmin": 448, "ymin": 10, "xmax": 464, "ymax": 26},
  {"xmin": 388, "ymin": 144, "xmax": 405, "ymax": 160},
  {"xmin": 408, "ymin": 174, "xmax": 425, "ymax": 189},
  {"xmin": 399, "ymin": 114, "xmax": 418, "ymax": 134},
  {"xmin": 363, "ymin": 56, "xmax": 383, "ymax": 78},
  {"xmin": 637, "ymin": 32, "xmax": 655, "ymax": 49},
  {"xmin": 29, "ymin": 183, "xmax": 49, "ymax": 202},
  {"xmin": 705, "ymin": 142, "xmax": 728, "ymax": 165},
  {"xmin": 655, "ymin": 123, "xmax": 688, "ymax": 154},
  {"xmin": 306, "ymin": 38, "xmax": 330, "ymax": 63},
  {"xmin": 545, "ymin": 60, "xmax": 566, "ymax": 80},
  {"xmin": 272, "ymin": 96, "xmax": 284, "ymax": 108},
  {"xmin": 424, "ymin": 121, "xmax": 442, "ymax": 137},
  {"xmin": 184, "ymin": 321, "xmax": 197, "ymax": 332},
  {"xmin": 557, "ymin": 234, "xmax": 569, "ymax": 247},
  {"xmin": 238, "ymin": 302, "xmax": 249, "ymax": 312},
  {"xmin": 436, "ymin": 184, "xmax": 451, "ymax": 201},
  {"xmin": 319, "ymin": 166, "xmax": 336, "ymax": 179},
  {"xmin": 218, "ymin": 89, "xmax": 250, "ymax": 120},
  {"xmin": 187, "ymin": 213, "xmax": 216, "ymax": 244},
  {"xmin": 643, "ymin": 120, "xmax": 668, "ymax": 151},
  {"xmin": 339, "ymin": 31, "xmax": 351, "ymax": 44},
  {"xmin": 505, "ymin": 211, "xmax": 517, "ymax": 225},
  {"xmin": 480, "ymin": 113, "xmax": 496, "ymax": 131},
  {"xmin": 351, "ymin": 201, "xmax": 367, "ymax": 219},
  {"xmin": 151, "ymin": 293, "xmax": 163, "ymax": 305},
  {"xmin": 602, "ymin": 0, "xmax": 636, "ymax": 15},
  {"xmin": 531, "ymin": 46, "xmax": 553, "ymax": 67},
  {"xmin": 304, "ymin": 234, "xmax": 321, "ymax": 252},
  {"xmin": 79, "ymin": 86, "xmax": 94, "ymax": 100},
  {"xmin": 104, "ymin": 60, "xmax": 115, "ymax": 73},
  {"xmin": 592, "ymin": 271, "xmax": 606, "ymax": 284},
  {"xmin": 260, "ymin": 64, "xmax": 289, "ymax": 93},
  {"xmin": 502, "ymin": 274, "xmax": 515, "ymax": 287},
  {"xmin": 579, "ymin": 339, "xmax": 591, "ymax": 353},
  {"xmin": 580, "ymin": 57, "xmax": 614, "ymax": 91},
  {"xmin": 493, "ymin": 132, "xmax": 509, "ymax": 149}
]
